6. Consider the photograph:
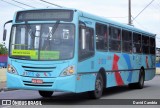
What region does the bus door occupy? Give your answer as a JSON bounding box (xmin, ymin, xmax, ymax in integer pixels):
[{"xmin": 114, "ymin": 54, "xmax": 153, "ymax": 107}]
[{"xmin": 76, "ymin": 17, "xmax": 96, "ymax": 92}]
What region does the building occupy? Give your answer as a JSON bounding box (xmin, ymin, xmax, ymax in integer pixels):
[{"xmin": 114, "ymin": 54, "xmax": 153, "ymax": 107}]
[{"xmin": 0, "ymin": 54, "xmax": 7, "ymax": 68}]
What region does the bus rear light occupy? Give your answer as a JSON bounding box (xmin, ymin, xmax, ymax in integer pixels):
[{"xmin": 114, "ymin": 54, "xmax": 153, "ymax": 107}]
[
  {"xmin": 7, "ymin": 64, "xmax": 18, "ymax": 75},
  {"xmin": 60, "ymin": 65, "xmax": 75, "ymax": 76}
]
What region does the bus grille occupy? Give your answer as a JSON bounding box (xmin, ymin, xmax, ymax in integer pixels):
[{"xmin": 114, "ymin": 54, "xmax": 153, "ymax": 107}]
[
  {"xmin": 22, "ymin": 66, "xmax": 56, "ymax": 73},
  {"xmin": 23, "ymin": 81, "xmax": 53, "ymax": 87},
  {"xmin": 21, "ymin": 65, "xmax": 56, "ymax": 77}
]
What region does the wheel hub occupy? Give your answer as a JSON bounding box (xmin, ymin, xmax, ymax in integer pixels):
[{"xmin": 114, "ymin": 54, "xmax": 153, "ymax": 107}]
[{"xmin": 96, "ymin": 79, "xmax": 102, "ymax": 93}]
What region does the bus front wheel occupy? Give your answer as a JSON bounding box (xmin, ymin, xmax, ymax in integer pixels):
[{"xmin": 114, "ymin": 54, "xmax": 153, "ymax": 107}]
[
  {"xmin": 39, "ymin": 91, "xmax": 54, "ymax": 97},
  {"xmin": 88, "ymin": 73, "xmax": 104, "ymax": 99}
]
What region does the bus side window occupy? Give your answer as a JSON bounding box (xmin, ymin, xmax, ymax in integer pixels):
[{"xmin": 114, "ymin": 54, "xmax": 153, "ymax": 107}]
[
  {"xmin": 133, "ymin": 33, "xmax": 141, "ymax": 54},
  {"xmin": 142, "ymin": 35, "xmax": 149, "ymax": 54},
  {"xmin": 122, "ymin": 30, "xmax": 132, "ymax": 53},
  {"xmin": 109, "ymin": 26, "xmax": 121, "ymax": 52},
  {"xmin": 96, "ymin": 23, "xmax": 108, "ymax": 51},
  {"xmin": 150, "ymin": 37, "xmax": 155, "ymax": 54},
  {"xmin": 79, "ymin": 26, "xmax": 94, "ymax": 61}
]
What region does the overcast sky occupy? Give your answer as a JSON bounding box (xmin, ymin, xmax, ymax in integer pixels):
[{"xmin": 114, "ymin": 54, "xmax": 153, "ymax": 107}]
[{"xmin": 0, "ymin": 0, "xmax": 160, "ymax": 48}]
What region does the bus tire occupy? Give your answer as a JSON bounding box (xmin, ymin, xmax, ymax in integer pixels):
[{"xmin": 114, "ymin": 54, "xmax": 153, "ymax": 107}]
[
  {"xmin": 39, "ymin": 91, "xmax": 54, "ymax": 97},
  {"xmin": 129, "ymin": 69, "xmax": 145, "ymax": 89},
  {"xmin": 88, "ymin": 73, "xmax": 103, "ymax": 99}
]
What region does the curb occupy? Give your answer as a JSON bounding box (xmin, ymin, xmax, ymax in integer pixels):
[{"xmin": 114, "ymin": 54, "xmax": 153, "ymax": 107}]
[{"xmin": 0, "ymin": 87, "xmax": 17, "ymax": 92}]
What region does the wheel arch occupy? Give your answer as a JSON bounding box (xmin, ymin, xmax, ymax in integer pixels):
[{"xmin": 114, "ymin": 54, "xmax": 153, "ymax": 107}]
[
  {"xmin": 141, "ymin": 66, "xmax": 145, "ymax": 74},
  {"xmin": 140, "ymin": 66, "xmax": 145, "ymax": 79},
  {"xmin": 98, "ymin": 67, "xmax": 106, "ymax": 88}
]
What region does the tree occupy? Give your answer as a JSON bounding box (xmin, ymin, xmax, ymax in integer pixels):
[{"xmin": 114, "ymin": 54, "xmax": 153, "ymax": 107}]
[{"xmin": 0, "ymin": 43, "xmax": 8, "ymax": 54}]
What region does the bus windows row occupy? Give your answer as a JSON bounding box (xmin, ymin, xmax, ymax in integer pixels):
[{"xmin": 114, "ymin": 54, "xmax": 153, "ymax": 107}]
[{"xmin": 96, "ymin": 23, "xmax": 155, "ymax": 54}]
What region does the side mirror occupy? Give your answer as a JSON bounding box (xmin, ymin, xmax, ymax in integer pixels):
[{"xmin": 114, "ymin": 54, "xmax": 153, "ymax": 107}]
[
  {"xmin": 3, "ymin": 20, "xmax": 13, "ymax": 41},
  {"xmin": 3, "ymin": 29, "xmax": 7, "ymax": 41}
]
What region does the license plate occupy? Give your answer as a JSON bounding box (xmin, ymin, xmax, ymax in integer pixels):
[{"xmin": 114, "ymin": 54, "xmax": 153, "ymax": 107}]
[{"xmin": 32, "ymin": 79, "xmax": 43, "ymax": 84}]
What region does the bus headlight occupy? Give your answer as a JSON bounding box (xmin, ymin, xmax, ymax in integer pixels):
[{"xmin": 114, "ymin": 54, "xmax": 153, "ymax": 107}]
[
  {"xmin": 60, "ymin": 66, "xmax": 75, "ymax": 76},
  {"xmin": 7, "ymin": 64, "xmax": 18, "ymax": 75}
]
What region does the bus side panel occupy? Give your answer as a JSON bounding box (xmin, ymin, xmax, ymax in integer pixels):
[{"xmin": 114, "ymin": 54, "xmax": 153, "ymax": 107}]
[
  {"xmin": 131, "ymin": 70, "xmax": 140, "ymax": 83},
  {"xmin": 94, "ymin": 52, "xmax": 133, "ymax": 87},
  {"xmin": 106, "ymin": 71, "xmax": 138, "ymax": 87},
  {"xmin": 145, "ymin": 69, "xmax": 155, "ymax": 81},
  {"xmin": 131, "ymin": 54, "xmax": 142, "ymax": 84},
  {"xmin": 76, "ymin": 74, "xmax": 96, "ymax": 93},
  {"xmin": 105, "ymin": 52, "xmax": 140, "ymax": 87},
  {"xmin": 107, "ymin": 73, "xmax": 117, "ymax": 87},
  {"xmin": 76, "ymin": 53, "xmax": 155, "ymax": 92},
  {"xmin": 76, "ymin": 58, "xmax": 96, "ymax": 93},
  {"xmin": 144, "ymin": 55, "xmax": 156, "ymax": 81},
  {"xmin": 132, "ymin": 54, "xmax": 155, "ymax": 81}
]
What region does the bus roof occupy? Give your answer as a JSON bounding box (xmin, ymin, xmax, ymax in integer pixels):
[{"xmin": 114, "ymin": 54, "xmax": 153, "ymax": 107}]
[
  {"xmin": 77, "ymin": 10, "xmax": 156, "ymax": 37},
  {"xmin": 15, "ymin": 8, "xmax": 156, "ymax": 37}
]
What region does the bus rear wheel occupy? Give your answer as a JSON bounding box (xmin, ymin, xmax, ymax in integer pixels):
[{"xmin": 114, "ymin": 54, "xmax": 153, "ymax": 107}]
[
  {"xmin": 129, "ymin": 69, "xmax": 145, "ymax": 89},
  {"xmin": 39, "ymin": 91, "xmax": 54, "ymax": 97},
  {"xmin": 88, "ymin": 73, "xmax": 103, "ymax": 99}
]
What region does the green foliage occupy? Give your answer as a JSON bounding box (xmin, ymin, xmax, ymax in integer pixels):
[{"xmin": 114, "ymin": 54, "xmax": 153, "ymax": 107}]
[{"xmin": 0, "ymin": 43, "xmax": 8, "ymax": 54}]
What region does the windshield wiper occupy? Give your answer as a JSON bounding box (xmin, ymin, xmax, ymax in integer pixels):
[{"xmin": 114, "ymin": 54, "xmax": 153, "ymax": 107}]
[
  {"xmin": 51, "ymin": 20, "xmax": 60, "ymax": 37},
  {"xmin": 47, "ymin": 20, "xmax": 60, "ymax": 50},
  {"xmin": 26, "ymin": 24, "xmax": 36, "ymax": 49}
]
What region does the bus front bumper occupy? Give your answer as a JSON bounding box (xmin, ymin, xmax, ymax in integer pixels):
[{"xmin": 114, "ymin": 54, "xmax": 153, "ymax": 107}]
[{"xmin": 7, "ymin": 73, "xmax": 76, "ymax": 92}]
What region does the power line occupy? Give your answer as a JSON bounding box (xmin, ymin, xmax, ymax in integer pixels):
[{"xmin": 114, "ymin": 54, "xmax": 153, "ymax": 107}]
[
  {"xmin": 151, "ymin": 3, "xmax": 158, "ymax": 10},
  {"xmin": 31, "ymin": 0, "xmax": 50, "ymax": 8},
  {"xmin": 105, "ymin": 16, "xmax": 128, "ymax": 19},
  {"xmin": 156, "ymin": 0, "xmax": 160, "ymax": 7},
  {"xmin": 133, "ymin": 19, "xmax": 150, "ymax": 31},
  {"xmin": 155, "ymin": 0, "xmax": 160, "ymax": 8},
  {"xmin": 0, "ymin": 0, "xmax": 25, "ymax": 9},
  {"xmin": 131, "ymin": 16, "xmax": 148, "ymax": 31},
  {"xmin": 39, "ymin": 0, "xmax": 63, "ymax": 8},
  {"xmin": 12, "ymin": 0, "xmax": 36, "ymax": 8},
  {"xmin": 131, "ymin": 16, "xmax": 159, "ymax": 35},
  {"xmin": 132, "ymin": 0, "xmax": 155, "ymax": 21}
]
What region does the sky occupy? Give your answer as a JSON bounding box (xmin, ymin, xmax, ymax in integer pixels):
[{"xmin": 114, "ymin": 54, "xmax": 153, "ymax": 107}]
[{"xmin": 0, "ymin": 0, "xmax": 160, "ymax": 48}]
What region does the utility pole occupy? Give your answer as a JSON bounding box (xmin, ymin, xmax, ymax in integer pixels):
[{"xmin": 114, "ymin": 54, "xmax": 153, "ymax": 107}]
[{"xmin": 128, "ymin": 0, "xmax": 132, "ymax": 25}]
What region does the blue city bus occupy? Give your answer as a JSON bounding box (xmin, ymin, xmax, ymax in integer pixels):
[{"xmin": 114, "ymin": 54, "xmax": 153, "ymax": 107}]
[{"xmin": 3, "ymin": 8, "xmax": 156, "ymax": 99}]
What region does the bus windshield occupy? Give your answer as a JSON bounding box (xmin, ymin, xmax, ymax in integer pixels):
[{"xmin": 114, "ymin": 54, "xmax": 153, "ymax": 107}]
[{"xmin": 9, "ymin": 23, "xmax": 75, "ymax": 61}]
